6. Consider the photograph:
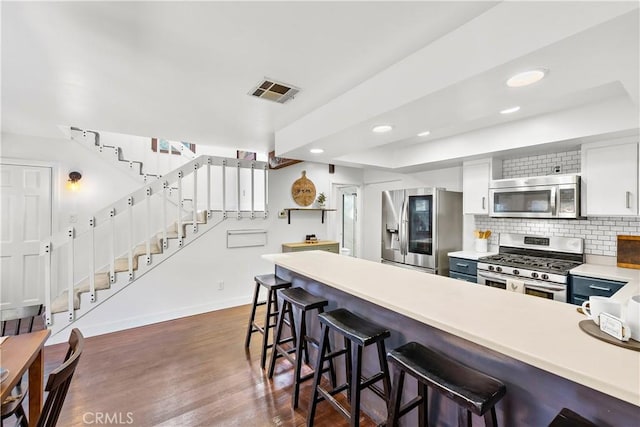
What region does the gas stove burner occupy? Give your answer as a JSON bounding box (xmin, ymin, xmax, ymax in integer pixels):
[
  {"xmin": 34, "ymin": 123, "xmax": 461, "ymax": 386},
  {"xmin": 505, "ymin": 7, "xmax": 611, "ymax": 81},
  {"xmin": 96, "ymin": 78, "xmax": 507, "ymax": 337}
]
[{"xmin": 478, "ymin": 254, "xmax": 581, "ymax": 275}]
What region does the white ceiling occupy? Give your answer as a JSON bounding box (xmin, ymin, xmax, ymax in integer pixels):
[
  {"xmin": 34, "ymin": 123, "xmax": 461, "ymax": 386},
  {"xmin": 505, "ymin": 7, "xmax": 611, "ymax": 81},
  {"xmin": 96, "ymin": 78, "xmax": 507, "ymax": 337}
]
[{"xmin": 2, "ymin": 1, "xmax": 639, "ymax": 171}]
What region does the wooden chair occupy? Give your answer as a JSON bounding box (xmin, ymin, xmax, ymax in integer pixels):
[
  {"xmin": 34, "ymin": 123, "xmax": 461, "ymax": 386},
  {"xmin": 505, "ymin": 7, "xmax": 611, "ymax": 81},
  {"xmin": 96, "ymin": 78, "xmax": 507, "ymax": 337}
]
[
  {"xmin": 10, "ymin": 328, "xmax": 85, "ymax": 427},
  {"xmin": 1, "ymin": 305, "xmax": 44, "ymax": 427}
]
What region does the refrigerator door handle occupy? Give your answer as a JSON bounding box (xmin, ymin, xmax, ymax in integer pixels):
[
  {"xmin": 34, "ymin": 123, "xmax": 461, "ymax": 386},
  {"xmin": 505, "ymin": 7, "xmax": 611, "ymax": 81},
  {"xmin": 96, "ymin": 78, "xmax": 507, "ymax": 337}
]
[{"xmin": 401, "ymin": 198, "xmax": 408, "ymax": 255}]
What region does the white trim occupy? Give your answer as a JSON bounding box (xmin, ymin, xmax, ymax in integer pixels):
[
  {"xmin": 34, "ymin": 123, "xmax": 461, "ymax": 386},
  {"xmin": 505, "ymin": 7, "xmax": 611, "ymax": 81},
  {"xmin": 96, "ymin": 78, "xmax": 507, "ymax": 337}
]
[{"xmin": 330, "ymin": 181, "xmax": 363, "ymax": 258}]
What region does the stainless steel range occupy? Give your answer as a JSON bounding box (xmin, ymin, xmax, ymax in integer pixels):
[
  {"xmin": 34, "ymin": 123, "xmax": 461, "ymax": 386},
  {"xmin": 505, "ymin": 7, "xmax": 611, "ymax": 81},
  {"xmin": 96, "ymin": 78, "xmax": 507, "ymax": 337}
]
[{"xmin": 477, "ymin": 233, "xmax": 584, "ymax": 302}]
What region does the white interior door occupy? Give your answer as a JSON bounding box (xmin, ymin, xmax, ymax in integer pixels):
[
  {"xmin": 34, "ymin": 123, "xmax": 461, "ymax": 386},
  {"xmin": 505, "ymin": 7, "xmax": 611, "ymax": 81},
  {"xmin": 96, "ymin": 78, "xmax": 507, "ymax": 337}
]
[{"xmin": 1, "ymin": 163, "xmax": 52, "ymax": 308}]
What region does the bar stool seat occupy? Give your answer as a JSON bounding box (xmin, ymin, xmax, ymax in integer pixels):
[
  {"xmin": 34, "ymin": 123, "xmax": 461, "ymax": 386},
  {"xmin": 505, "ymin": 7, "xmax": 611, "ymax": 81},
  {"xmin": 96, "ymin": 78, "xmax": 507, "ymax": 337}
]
[
  {"xmin": 244, "ymin": 274, "xmax": 292, "ymax": 369},
  {"xmin": 548, "ymin": 408, "xmax": 598, "ymax": 427},
  {"xmin": 267, "ymin": 287, "xmax": 336, "ymax": 408},
  {"xmin": 308, "ymin": 308, "xmax": 391, "ymax": 427},
  {"xmin": 387, "ymin": 342, "xmax": 506, "ymax": 427}
]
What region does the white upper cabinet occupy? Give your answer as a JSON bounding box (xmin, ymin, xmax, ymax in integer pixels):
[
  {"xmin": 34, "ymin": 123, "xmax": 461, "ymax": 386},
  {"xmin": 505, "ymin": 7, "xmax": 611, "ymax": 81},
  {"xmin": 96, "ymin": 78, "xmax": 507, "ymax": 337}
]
[
  {"xmin": 581, "ymin": 139, "xmax": 639, "ymax": 216},
  {"xmin": 463, "ymin": 159, "xmax": 502, "ymax": 215}
]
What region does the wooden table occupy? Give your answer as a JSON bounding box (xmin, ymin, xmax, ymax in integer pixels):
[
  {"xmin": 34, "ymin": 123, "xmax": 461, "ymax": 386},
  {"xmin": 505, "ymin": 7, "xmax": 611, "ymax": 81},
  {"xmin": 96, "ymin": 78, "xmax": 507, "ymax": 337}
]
[{"xmin": 1, "ymin": 329, "xmax": 51, "ymax": 427}]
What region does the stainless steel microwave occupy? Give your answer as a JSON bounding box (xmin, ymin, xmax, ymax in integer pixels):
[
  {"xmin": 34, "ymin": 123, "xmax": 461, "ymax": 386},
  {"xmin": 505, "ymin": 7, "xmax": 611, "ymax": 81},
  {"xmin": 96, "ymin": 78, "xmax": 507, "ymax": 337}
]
[{"xmin": 489, "ymin": 175, "xmax": 581, "ymax": 219}]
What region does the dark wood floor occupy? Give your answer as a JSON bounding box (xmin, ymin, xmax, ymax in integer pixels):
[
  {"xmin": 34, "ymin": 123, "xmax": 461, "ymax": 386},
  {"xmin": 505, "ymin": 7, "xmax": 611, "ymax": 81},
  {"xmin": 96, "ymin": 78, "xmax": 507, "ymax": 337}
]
[{"xmin": 41, "ymin": 305, "xmax": 377, "ymax": 426}]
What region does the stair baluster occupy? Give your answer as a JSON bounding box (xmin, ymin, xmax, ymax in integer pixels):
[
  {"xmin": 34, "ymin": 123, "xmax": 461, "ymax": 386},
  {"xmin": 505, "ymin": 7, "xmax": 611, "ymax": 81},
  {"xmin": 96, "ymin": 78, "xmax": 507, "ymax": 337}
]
[
  {"xmin": 127, "ymin": 196, "xmax": 134, "ymax": 282},
  {"xmin": 88, "ymin": 217, "xmax": 96, "ymax": 302},
  {"xmin": 145, "ymin": 188, "xmax": 152, "ymax": 265},
  {"xmin": 192, "ymin": 163, "xmax": 199, "ymax": 234},
  {"xmin": 236, "ymin": 160, "xmax": 241, "ymax": 220},
  {"xmin": 109, "ymin": 208, "xmax": 116, "ymax": 283},
  {"xmin": 162, "ymin": 182, "xmax": 168, "ymax": 250},
  {"xmin": 67, "ymin": 227, "xmax": 75, "ymax": 321},
  {"xmin": 177, "ymin": 171, "xmax": 184, "ymax": 247}
]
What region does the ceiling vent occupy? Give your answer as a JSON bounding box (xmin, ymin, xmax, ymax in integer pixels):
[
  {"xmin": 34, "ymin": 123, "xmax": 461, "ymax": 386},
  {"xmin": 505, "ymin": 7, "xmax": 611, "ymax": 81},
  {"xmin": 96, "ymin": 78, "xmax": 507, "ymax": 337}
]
[{"xmin": 249, "ymin": 78, "xmax": 300, "ymax": 104}]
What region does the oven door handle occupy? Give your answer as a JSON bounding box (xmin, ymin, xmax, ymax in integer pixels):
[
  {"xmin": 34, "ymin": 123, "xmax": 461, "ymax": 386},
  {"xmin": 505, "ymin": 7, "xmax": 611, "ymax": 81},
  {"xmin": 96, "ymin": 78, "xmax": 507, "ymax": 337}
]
[
  {"xmin": 477, "ymin": 272, "xmax": 507, "ymax": 283},
  {"xmin": 523, "ymin": 282, "xmax": 565, "ymax": 292}
]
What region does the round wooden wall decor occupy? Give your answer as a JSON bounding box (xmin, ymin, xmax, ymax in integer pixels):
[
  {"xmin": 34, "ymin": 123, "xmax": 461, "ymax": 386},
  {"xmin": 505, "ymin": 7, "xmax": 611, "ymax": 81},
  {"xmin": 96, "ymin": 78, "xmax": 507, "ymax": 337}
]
[{"xmin": 291, "ymin": 170, "xmax": 316, "ymax": 207}]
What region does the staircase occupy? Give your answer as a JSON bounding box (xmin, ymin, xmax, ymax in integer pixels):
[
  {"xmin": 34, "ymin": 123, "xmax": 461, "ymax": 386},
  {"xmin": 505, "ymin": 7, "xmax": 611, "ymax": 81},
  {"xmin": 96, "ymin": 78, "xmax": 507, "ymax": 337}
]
[
  {"xmin": 41, "ymin": 153, "xmax": 268, "ymax": 337},
  {"xmin": 66, "ymin": 126, "xmax": 196, "ymax": 183}
]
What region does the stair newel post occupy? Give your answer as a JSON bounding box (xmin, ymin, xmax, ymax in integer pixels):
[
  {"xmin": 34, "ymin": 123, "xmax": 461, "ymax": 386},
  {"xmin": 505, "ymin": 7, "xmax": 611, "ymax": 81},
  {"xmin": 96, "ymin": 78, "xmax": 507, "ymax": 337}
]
[
  {"xmin": 206, "ymin": 157, "xmax": 212, "ymax": 219},
  {"xmin": 127, "ymin": 196, "xmax": 134, "ymax": 281},
  {"xmin": 42, "ymin": 241, "xmax": 52, "ymax": 326},
  {"xmin": 236, "ymin": 160, "xmax": 241, "ymax": 220},
  {"xmin": 109, "ymin": 208, "xmax": 116, "ymax": 283},
  {"xmin": 67, "ymin": 227, "xmax": 75, "ymax": 322},
  {"xmin": 145, "ymin": 187, "xmax": 152, "ymax": 265},
  {"xmin": 177, "ymin": 171, "xmax": 184, "ymax": 247},
  {"xmin": 263, "ymin": 163, "xmax": 269, "ymax": 219},
  {"xmin": 192, "ymin": 162, "xmax": 199, "ymax": 233},
  {"xmin": 162, "ymin": 181, "xmax": 168, "ymax": 250},
  {"xmin": 222, "ymin": 159, "xmax": 227, "ymax": 219},
  {"xmin": 250, "ymin": 161, "xmax": 255, "ymax": 219},
  {"xmin": 88, "ymin": 217, "xmax": 96, "ymax": 303}
]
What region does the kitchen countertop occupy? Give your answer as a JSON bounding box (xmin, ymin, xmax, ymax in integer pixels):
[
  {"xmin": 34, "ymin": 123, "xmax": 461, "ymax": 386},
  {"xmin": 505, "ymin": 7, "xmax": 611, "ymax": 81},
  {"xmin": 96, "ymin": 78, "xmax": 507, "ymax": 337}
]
[
  {"xmin": 263, "ymin": 251, "xmax": 640, "ymax": 406},
  {"xmin": 448, "ymin": 250, "xmax": 498, "ymax": 260}
]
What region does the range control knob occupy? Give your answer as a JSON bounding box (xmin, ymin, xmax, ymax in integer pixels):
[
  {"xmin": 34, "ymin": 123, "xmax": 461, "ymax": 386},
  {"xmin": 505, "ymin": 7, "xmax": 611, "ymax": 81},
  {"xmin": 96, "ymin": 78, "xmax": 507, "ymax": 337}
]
[
  {"xmin": 496, "ymin": 267, "xmax": 502, "ymax": 273},
  {"xmin": 513, "ymin": 269, "xmax": 520, "ymax": 276},
  {"xmin": 541, "ymin": 274, "xmax": 549, "ymax": 280},
  {"xmin": 531, "ymin": 272, "xmax": 539, "ymax": 279},
  {"xmin": 488, "ymin": 265, "xmax": 495, "ymax": 271}
]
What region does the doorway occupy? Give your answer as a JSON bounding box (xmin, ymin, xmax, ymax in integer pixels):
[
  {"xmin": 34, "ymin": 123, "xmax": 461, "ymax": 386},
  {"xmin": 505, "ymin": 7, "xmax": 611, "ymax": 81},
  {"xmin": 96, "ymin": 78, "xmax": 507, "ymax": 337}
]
[
  {"xmin": 0, "ymin": 162, "xmax": 52, "ymax": 308},
  {"xmin": 335, "ymin": 185, "xmax": 359, "ymax": 257}
]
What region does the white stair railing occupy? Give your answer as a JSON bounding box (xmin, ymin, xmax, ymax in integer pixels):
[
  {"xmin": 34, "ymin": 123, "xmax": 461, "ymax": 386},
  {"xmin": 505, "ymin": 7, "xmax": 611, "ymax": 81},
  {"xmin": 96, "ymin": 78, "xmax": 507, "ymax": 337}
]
[
  {"xmin": 40, "ymin": 155, "xmax": 268, "ymax": 326},
  {"xmin": 69, "ymin": 127, "xmax": 196, "ymax": 180}
]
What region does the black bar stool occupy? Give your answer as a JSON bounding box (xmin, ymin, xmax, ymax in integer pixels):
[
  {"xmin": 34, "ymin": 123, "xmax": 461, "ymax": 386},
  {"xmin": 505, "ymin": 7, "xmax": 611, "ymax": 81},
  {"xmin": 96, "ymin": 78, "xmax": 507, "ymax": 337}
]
[
  {"xmin": 548, "ymin": 408, "xmax": 598, "ymax": 427},
  {"xmin": 386, "ymin": 342, "xmax": 506, "ymax": 427},
  {"xmin": 267, "ymin": 287, "xmax": 337, "ymax": 408},
  {"xmin": 244, "ymin": 274, "xmax": 292, "ymax": 369},
  {"xmin": 307, "ymin": 308, "xmax": 391, "ymax": 427}
]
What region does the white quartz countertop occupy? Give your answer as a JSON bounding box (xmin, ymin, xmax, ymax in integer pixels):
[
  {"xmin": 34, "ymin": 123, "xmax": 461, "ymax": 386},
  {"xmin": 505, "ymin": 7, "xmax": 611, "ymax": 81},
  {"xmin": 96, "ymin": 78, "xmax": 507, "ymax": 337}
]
[
  {"xmin": 263, "ymin": 251, "xmax": 640, "ymax": 406},
  {"xmin": 448, "ymin": 250, "xmax": 498, "ymax": 260},
  {"xmin": 571, "ymin": 263, "xmax": 640, "ymax": 283}
]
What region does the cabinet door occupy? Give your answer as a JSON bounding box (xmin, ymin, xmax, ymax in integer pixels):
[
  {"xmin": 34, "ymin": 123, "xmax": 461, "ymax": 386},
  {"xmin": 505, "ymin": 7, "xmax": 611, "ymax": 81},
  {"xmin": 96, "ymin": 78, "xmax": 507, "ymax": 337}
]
[
  {"xmin": 583, "ymin": 142, "xmax": 638, "ymax": 216},
  {"xmin": 463, "ymin": 161, "xmax": 490, "ymax": 214}
]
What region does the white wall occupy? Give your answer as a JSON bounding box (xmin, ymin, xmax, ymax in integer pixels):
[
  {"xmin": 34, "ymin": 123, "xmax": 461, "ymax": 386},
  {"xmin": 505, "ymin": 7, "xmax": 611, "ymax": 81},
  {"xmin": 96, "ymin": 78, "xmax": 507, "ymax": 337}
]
[{"xmin": 1, "ymin": 132, "xmax": 143, "ymax": 232}]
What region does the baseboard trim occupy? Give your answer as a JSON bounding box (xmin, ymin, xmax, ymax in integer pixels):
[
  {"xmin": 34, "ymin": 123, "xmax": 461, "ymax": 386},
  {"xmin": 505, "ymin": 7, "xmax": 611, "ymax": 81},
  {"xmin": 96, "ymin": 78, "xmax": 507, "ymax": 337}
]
[{"xmin": 46, "ymin": 296, "xmax": 250, "ymax": 345}]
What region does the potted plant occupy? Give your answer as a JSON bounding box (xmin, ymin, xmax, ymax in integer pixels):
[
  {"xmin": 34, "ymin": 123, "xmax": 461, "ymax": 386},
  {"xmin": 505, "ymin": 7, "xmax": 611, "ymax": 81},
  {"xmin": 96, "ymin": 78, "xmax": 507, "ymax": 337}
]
[{"xmin": 316, "ymin": 192, "xmax": 326, "ymax": 208}]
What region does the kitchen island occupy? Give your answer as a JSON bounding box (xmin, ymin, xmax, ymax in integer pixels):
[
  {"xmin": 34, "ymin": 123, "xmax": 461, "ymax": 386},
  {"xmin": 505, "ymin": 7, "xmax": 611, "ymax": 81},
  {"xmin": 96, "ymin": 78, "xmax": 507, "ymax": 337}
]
[{"xmin": 262, "ymin": 251, "xmax": 640, "ymax": 426}]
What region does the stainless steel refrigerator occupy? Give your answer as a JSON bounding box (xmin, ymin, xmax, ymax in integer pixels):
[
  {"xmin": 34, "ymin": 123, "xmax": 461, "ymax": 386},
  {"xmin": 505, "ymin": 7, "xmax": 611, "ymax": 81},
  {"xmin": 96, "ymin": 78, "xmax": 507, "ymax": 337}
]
[{"xmin": 381, "ymin": 188, "xmax": 462, "ymax": 275}]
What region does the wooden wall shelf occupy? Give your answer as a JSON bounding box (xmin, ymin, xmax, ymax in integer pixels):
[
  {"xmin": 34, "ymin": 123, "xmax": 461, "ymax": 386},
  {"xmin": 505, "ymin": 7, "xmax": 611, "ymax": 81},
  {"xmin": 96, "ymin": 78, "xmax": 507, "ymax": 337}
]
[{"xmin": 283, "ymin": 208, "xmax": 336, "ymax": 224}]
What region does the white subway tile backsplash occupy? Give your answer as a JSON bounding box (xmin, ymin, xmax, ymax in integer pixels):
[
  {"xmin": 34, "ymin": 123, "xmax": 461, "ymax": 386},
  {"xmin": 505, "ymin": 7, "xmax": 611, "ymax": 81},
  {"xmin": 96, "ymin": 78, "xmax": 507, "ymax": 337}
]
[
  {"xmin": 474, "ymin": 216, "xmax": 640, "ymax": 256},
  {"xmin": 478, "ymin": 150, "xmax": 639, "ymax": 256}
]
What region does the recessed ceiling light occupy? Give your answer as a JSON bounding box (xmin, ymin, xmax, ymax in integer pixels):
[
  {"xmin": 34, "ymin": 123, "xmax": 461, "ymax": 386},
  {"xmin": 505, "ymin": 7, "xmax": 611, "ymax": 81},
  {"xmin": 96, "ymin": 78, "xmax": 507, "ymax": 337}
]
[
  {"xmin": 506, "ymin": 69, "xmax": 547, "ymax": 87},
  {"xmin": 309, "ymin": 148, "xmax": 324, "ymax": 154},
  {"xmin": 500, "ymin": 106, "xmax": 521, "ymax": 114},
  {"xmin": 417, "ymin": 130, "xmax": 431, "ymax": 137},
  {"xmin": 372, "ymin": 124, "xmax": 393, "ymax": 133}
]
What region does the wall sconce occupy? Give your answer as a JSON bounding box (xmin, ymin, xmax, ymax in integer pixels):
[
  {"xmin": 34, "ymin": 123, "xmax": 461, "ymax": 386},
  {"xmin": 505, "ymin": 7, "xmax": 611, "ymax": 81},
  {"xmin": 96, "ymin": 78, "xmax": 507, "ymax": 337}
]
[{"xmin": 67, "ymin": 171, "xmax": 82, "ymax": 192}]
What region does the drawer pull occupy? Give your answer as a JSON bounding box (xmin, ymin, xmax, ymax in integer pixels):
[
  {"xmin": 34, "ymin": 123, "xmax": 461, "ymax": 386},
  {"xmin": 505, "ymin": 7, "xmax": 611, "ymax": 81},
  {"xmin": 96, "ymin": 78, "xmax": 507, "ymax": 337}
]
[
  {"xmin": 456, "ymin": 263, "xmax": 469, "ymax": 268},
  {"xmin": 589, "ymin": 285, "xmax": 611, "ymax": 292}
]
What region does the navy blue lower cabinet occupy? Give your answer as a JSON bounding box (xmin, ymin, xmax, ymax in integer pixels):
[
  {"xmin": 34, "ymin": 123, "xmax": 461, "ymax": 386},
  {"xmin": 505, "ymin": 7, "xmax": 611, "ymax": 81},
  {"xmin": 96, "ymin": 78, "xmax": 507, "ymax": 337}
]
[
  {"xmin": 449, "ymin": 257, "xmax": 478, "ymax": 283},
  {"xmin": 569, "ymin": 275, "xmax": 626, "ymax": 305}
]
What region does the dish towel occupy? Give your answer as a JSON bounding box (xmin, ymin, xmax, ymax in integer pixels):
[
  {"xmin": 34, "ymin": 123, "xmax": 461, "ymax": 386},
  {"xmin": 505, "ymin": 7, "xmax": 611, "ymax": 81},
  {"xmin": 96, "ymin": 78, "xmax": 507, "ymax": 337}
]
[{"xmin": 506, "ymin": 279, "xmax": 525, "ymax": 293}]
